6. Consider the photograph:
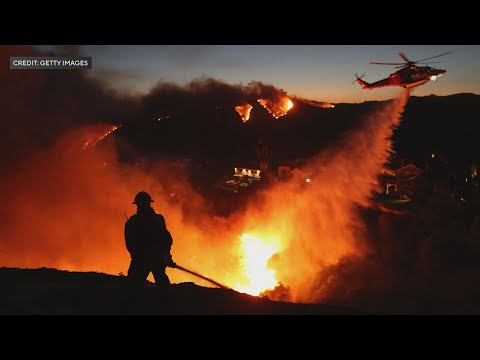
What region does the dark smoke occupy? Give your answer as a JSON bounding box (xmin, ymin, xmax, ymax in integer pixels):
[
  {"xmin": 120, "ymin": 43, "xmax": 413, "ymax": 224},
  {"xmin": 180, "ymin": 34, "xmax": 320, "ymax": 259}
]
[
  {"xmin": 314, "ymin": 185, "xmax": 480, "ymax": 314},
  {"xmin": 300, "ymin": 92, "xmax": 480, "ymax": 314},
  {"xmin": 0, "ymin": 45, "xmax": 139, "ymax": 167},
  {"xmin": 1, "ymin": 46, "xmax": 289, "ymax": 164},
  {"xmin": 139, "ymin": 77, "xmax": 289, "ymax": 119},
  {"xmin": 3, "ymin": 45, "xmax": 479, "ymax": 314},
  {"xmin": 0, "ymin": 45, "xmax": 293, "ymax": 288}
]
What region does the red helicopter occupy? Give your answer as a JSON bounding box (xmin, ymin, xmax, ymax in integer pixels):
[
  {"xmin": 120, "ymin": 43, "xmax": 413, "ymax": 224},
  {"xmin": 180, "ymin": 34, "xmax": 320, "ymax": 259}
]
[{"xmin": 355, "ymin": 51, "xmax": 452, "ymax": 90}]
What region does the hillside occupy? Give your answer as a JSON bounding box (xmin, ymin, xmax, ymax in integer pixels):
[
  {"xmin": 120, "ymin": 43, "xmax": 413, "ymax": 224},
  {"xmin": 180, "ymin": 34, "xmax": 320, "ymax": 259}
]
[
  {"xmin": 0, "ymin": 267, "xmax": 363, "ymax": 315},
  {"xmin": 111, "ymin": 93, "xmax": 480, "ymax": 164}
]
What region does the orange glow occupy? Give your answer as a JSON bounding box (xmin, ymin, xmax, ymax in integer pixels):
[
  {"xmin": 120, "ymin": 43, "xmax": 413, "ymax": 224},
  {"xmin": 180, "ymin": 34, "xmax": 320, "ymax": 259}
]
[
  {"xmin": 294, "ymin": 98, "xmax": 336, "ymax": 109},
  {"xmin": 82, "ymin": 124, "xmax": 121, "ymax": 151},
  {"xmin": 257, "ymin": 96, "xmax": 293, "ymax": 119},
  {"xmin": 0, "ymin": 90, "xmax": 411, "ymax": 304},
  {"xmin": 286, "ymin": 99, "xmax": 293, "ymax": 110},
  {"xmin": 234, "ymin": 233, "xmax": 281, "ymax": 295},
  {"xmin": 232, "ymin": 90, "xmax": 411, "ymax": 302},
  {"xmin": 3, "ymin": 47, "xmax": 418, "ymax": 305},
  {"xmin": 235, "ymin": 103, "xmax": 253, "ymax": 123}
]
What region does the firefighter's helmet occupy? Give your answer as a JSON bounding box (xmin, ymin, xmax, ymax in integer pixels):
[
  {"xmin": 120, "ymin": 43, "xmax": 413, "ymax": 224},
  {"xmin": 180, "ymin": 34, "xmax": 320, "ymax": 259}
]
[{"xmin": 132, "ymin": 191, "xmax": 154, "ymax": 204}]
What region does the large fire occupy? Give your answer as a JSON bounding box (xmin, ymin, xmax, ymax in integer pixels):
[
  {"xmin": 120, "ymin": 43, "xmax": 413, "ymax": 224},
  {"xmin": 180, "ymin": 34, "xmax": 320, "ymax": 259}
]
[
  {"xmin": 8, "ymin": 47, "xmax": 419, "ymax": 306},
  {"xmin": 257, "ymin": 96, "xmax": 294, "ymax": 119},
  {"xmin": 235, "ymin": 103, "xmax": 253, "ymax": 123},
  {"xmin": 234, "ymin": 233, "xmax": 281, "ymax": 296},
  {"xmin": 0, "ymin": 63, "xmax": 410, "ymax": 306}
]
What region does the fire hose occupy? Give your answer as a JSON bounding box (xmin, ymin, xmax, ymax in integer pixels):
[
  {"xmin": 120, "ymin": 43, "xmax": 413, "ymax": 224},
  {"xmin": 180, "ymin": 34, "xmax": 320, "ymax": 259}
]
[{"xmin": 170, "ymin": 263, "xmax": 233, "ymax": 291}]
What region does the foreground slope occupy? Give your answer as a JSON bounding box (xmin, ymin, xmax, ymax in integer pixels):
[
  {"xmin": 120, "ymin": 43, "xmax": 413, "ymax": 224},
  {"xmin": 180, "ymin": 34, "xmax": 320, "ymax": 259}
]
[{"xmin": 0, "ymin": 267, "xmax": 362, "ymax": 315}]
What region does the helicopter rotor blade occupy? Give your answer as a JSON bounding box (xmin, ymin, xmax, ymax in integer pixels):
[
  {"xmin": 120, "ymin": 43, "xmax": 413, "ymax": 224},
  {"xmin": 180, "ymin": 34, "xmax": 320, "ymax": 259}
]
[
  {"xmin": 414, "ymin": 51, "xmax": 453, "ymax": 63},
  {"xmin": 367, "ymin": 61, "xmax": 406, "ymax": 66},
  {"xmin": 366, "ymin": 51, "xmax": 452, "ymax": 69},
  {"xmin": 397, "ymin": 52, "xmax": 412, "ymax": 63},
  {"xmin": 415, "ymin": 61, "xmax": 446, "ymax": 65}
]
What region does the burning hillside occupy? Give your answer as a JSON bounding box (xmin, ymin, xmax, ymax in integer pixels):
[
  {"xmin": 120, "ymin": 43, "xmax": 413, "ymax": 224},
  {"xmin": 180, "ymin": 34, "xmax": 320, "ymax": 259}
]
[
  {"xmin": 257, "ymin": 96, "xmax": 294, "ymax": 119},
  {"xmin": 0, "ymin": 87, "xmax": 411, "ymax": 306},
  {"xmin": 0, "ymin": 45, "xmax": 407, "ymax": 303},
  {"xmin": 235, "ymin": 95, "xmax": 294, "ymax": 122},
  {"xmin": 235, "ymin": 103, "xmax": 253, "ymax": 123},
  {"xmin": 82, "ymin": 124, "xmax": 122, "ymax": 151},
  {"xmin": 4, "ymin": 45, "xmax": 480, "ymax": 314}
]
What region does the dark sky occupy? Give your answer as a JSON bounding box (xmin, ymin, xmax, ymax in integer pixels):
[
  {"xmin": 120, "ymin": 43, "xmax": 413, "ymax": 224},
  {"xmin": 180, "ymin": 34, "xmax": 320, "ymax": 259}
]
[{"xmin": 33, "ymin": 45, "xmax": 480, "ymax": 103}]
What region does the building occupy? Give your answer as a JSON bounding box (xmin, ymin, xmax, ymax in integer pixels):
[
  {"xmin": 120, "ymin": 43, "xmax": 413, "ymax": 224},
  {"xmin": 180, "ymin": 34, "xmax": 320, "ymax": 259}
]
[
  {"xmin": 383, "ymin": 163, "xmax": 423, "ymax": 197},
  {"xmin": 233, "ymin": 167, "xmax": 261, "ymax": 181}
]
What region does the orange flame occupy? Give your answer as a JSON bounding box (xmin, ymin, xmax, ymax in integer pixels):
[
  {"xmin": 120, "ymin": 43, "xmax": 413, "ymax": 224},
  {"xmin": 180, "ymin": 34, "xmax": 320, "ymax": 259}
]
[
  {"xmin": 0, "ymin": 91, "xmax": 411, "ymax": 306},
  {"xmin": 235, "ymin": 103, "xmax": 253, "ymax": 123},
  {"xmin": 257, "ymin": 96, "xmax": 293, "ymax": 119},
  {"xmin": 234, "ymin": 233, "xmax": 282, "ymax": 295},
  {"xmin": 230, "ymin": 90, "xmax": 411, "ymax": 302}
]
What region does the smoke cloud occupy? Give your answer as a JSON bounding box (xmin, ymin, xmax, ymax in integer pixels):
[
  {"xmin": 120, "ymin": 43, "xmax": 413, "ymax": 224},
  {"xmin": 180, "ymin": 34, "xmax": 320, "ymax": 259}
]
[
  {"xmin": 253, "ymin": 89, "xmax": 480, "ymax": 314},
  {"xmin": 0, "ymin": 45, "xmax": 139, "ymax": 167},
  {"xmin": 140, "ymin": 77, "xmax": 290, "ymax": 119},
  {"xmin": 0, "ymin": 46, "xmax": 294, "ymax": 288},
  {"xmin": 3, "ymin": 45, "xmax": 480, "ymax": 313},
  {"xmin": 244, "ymin": 91, "xmax": 410, "ymax": 303}
]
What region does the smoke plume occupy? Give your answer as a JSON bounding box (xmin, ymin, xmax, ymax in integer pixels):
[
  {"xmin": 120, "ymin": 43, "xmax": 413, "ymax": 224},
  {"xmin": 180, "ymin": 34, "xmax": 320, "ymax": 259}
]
[
  {"xmin": 0, "ymin": 45, "xmax": 139, "ymax": 167},
  {"xmin": 0, "ymin": 46, "xmax": 294, "ymax": 288},
  {"xmin": 3, "ymin": 45, "xmax": 480, "ymax": 313},
  {"xmin": 242, "ymin": 90, "xmax": 410, "ymax": 303},
  {"xmin": 140, "ymin": 77, "xmax": 291, "ymax": 120}
]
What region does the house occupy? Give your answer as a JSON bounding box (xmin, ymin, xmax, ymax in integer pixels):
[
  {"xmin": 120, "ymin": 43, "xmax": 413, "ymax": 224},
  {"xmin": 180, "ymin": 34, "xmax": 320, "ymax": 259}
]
[
  {"xmin": 395, "ymin": 164, "xmax": 423, "ymax": 179},
  {"xmin": 384, "ymin": 163, "xmax": 423, "ymax": 196},
  {"xmin": 233, "ymin": 167, "xmax": 261, "ymax": 180}
]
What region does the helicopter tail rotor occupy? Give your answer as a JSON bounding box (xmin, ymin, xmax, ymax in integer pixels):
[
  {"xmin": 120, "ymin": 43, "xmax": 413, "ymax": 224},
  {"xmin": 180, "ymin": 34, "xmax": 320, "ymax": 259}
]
[
  {"xmin": 353, "ymin": 73, "xmax": 365, "ymax": 84},
  {"xmin": 353, "ymin": 73, "xmax": 371, "ymax": 89}
]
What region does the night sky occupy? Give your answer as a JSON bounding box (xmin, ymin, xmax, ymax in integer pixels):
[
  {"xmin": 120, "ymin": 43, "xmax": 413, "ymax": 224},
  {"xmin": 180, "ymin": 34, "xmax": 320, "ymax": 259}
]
[{"xmin": 33, "ymin": 45, "xmax": 480, "ymax": 103}]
